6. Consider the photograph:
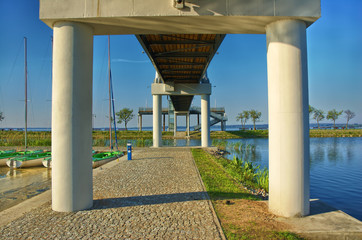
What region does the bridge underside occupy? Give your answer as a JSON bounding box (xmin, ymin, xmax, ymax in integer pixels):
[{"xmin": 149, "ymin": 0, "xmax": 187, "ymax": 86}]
[{"xmin": 137, "ymin": 34, "xmax": 224, "ymax": 111}]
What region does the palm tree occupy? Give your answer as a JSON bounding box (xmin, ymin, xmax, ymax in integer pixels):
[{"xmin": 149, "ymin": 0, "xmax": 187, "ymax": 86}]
[
  {"xmin": 313, "ymin": 109, "xmax": 324, "ymax": 129},
  {"xmin": 326, "ymin": 109, "xmax": 343, "ymax": 129},
  {"xmin": 249, "ymin": 110, "xmax": 261, "ymax": 130},
  {"xmin": 344, "ymin": 110, "xmax": 356, "ymax": 129},
  {"xmin": 236, "ymin": 110, "xmax": 250, "ymax": 130},
  {"xmin": 242, "ymin": 110, "xmax": 250, "ymax": 129},
  {"xmin": 236, "ymin": 113, "xmax": 245, "ymax": 129}
]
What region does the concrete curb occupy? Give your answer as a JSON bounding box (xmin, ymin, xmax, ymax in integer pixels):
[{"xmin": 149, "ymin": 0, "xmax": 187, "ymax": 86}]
[{"xmin": 0, "ymin": 190, "xmax": 51, "ymax": 227}]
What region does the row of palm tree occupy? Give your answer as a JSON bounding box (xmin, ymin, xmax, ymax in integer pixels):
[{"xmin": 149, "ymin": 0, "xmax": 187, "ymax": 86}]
[
  {"xmin": 236, "ymin": 110, "xmax": 262, "ymax": 130},
  {"xmin": 309, "ymin": 106, "xmax": 356, "ymax": 129},
  {"xmin": 236, "ymin": 107, "xmax": 356, "ymax": 130}
]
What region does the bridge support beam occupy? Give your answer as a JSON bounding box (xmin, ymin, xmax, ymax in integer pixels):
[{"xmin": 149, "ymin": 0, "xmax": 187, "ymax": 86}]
[
  {"xmin": 153, "ymin": 95, "xmax": 162, "ymax": 147},
  {"xmin": 266, "ymin": 19, "xmax": 310, "ymax": 217},
  {"xmin": 138, "ymin": 114, "xmax": 142, "ymax": 131},
  {"xmin": 52, "ymin": 22, "xmax": 93, "ymax": 212},
  {"xmin": 186, "ymin": 113, "xmax": 190, "ymax": 137},
  {"xmin": 174, "ymin": 112, "xmax": 177, "ymax": 137},
  {"xmin": 201, "ymin": 95, "xmax": 210, "ymax": 147}
]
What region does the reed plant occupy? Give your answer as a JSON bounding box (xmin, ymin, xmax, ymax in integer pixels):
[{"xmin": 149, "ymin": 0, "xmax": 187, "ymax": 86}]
[
  {"xmin": 231, "ymin": 156, "xmax": 259, "ymax": 183},
  {"xmin": 256, "ymin": 168, "xmax": 269, "ymax": 192},
  {"xmin": 222, "ymin": 155, "xmax": 269, "ymax": 193},
  {"xmin": 212, "ymin": 139, "xmax": 228, "ymax": 150}
]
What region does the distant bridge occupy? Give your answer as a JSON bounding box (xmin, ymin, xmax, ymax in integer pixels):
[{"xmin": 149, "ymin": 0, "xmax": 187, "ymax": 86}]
[{"xmin": 138, "ymin": 106, "xmax": 227, "ymax": 132}]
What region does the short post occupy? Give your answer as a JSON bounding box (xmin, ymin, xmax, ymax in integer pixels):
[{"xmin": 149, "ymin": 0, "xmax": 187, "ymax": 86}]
[{"xmin": 127, "ymin": 143, "xmax": 132, "ymax": 160}]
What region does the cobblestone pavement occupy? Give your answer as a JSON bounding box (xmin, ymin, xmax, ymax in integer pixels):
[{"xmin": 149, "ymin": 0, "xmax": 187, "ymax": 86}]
[{"xmin": 0, "ymin": 148, "xmax": 224, "ymax": 239}]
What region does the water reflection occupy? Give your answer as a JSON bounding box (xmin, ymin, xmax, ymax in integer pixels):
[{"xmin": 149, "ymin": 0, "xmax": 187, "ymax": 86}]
[
  {"xmin": 327, "ymin": 138, "xmax": 341, "ymax": 163},
  {"xmin": 310, "ymin": 138, "xmax": 325, "ymax": 167}
]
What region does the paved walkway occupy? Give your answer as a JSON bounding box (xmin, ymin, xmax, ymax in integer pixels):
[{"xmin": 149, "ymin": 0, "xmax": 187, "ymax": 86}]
[{"xmin": 0, "ymin": 148, "xmax": 224, "ymax": 239}]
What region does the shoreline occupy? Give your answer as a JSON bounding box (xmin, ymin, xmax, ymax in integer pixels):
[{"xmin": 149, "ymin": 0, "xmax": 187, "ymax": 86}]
[{"xmin": 0, "ymin": 129, "xmax": 361, "ymax": 147}]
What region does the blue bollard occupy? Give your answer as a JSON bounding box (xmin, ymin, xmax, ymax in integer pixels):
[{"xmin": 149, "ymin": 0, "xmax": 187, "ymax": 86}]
[{"xmin": 127, "ymin": 143, "xmax": 132, "ymax": 160}]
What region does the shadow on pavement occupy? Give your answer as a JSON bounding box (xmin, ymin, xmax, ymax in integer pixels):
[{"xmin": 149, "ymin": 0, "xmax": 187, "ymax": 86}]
[{"xmin": 92, "ymin": 191, "xmax": 209, "ymax": 209}]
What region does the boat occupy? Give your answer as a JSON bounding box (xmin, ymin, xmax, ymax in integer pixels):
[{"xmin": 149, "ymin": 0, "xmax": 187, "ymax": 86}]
[
  {"xmin": 42, "ymin": 156, "xmax": 52, "ymax": 168},
  {"xmin": 7, "ymin": 151, "xmax": 51, "ymax": 168},
  {"xmin": 92, "ymin": 151, "xmax": 122, "ymax": 168},
  {"xmin": 0, "ymin": 150, "xmax": 16, "ymax": 154},
  {"xmin": 43, "ymin": 150, "xmax": 97, "ymax": 168},
  {"xmin": 0, "ymin": 150, "xmax": 43, "ymax": 166}
]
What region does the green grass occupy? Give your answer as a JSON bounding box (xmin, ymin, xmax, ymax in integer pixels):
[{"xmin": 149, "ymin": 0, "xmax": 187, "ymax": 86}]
[
  {"xmin": 309, "ymin": 129, "xmax": 362, "ymax": 138},
  {"xmin": 269, "ymin": 231, "xmax": 304, "ymax": 240},
  {"xmin": 191, "ymin": 148, "xmax": 303, "ymax": 240},
  {"xmin": 191, "ymin": 148, "xmax": 257, "ymax": 200},
  {"xmin": 196, "ymin": 143, "xmax": 269, "ymax": 193},
  {"xmin": 1, "ymin": 128, "xmax": 361, "ymax": 146}
]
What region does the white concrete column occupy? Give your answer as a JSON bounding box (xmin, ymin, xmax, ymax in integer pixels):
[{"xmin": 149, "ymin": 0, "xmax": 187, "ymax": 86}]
[
  {"xmin": 52, "ymin": 22, "xmax": 93, "ymax": 212},
  {"xmin": 153, "ymin": 95, "xmax": 162, "ymax": 147},
  {"xmin": 266, "ymin": 19, "xmax": 310, "ymax": 217},
  {"xmin": 174, "ymin": 112, "xmax": 177, "ymax": 137},
  {"xmin": 138, "ymin": 114, "xmax": 143, "ymax": 131},
  {"xmin": 201, "ymin": 95, "xmax": 210, "ymax": 147},
  {"xmin": 140, "ymin": 115, "xmax": 142, "ymax": 131},
  {"xmin": 186, "ymin": 113, "xmax": 190, "ymax": 137}
]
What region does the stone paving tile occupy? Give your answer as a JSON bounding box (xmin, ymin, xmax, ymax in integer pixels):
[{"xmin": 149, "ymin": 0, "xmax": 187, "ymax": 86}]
[{"xmin": 0, "ymin": 148, "xmax": 224, "ymax": 239}]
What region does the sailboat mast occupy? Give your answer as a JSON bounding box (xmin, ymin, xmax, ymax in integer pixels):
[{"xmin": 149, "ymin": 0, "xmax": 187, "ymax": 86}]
[
  {"xmin": 110, "ymin": 75, "xmax": 118, "ymax": 150},
  {"xmin": 24, "ymin": 37, "xmax": 28, "ymax": 151},
  {"xmin": 108, "ymin": 35, "xmax": 112, "ymax": 150}
]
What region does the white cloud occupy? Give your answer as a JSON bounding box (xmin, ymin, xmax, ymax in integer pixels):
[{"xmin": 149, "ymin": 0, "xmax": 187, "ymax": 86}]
[{"xmin": 112, "ymin": 58, "xmax": 149, "ymax": 63}]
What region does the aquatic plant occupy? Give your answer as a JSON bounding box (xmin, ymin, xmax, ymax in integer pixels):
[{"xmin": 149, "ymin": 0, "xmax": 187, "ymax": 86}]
[
  {"xmin": 231, "ymin": 156, "xmax": 259, "ymax": 182},
  {"xmin": 228, "ymin": 155, "xmax": 269, "ymax": 193},
  {"xmin": 256, "ymin": 168, "xmax": 269, "ymax": 193},
  {"xmin": 212, "ymin": 139, "xmax": 228, "ymax": 150}
]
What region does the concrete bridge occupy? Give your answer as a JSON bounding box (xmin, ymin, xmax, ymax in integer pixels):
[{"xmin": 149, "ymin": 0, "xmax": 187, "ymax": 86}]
[{"xmin": 39, "ymin": 0, "xmax": 320, "ymax": 218}]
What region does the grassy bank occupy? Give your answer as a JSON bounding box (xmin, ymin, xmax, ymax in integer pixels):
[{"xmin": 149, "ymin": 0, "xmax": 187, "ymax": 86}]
[
  {"xmin": 191, "ymin": 148, "xmax": 302, "ymax": 239},
  {"xmin": 1, "ymin": 129, "xmax": 361, "ymax": 146},
  {"xmin": 207, "ymin": 129, "xmax": 362, "ymax": 139}
]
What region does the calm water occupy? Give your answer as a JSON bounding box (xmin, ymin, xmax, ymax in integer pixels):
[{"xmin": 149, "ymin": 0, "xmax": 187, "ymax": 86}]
[
  {"xmin": 223, "ymin": 137, "xmax": 362, "ymax": 221},
  {"xmin": 0, "ymin": 137, "xmax": 361, "ymax": 221},
  {"xmin": 0, "ymin": 166, "xmax": 51, "ymax": 211}
]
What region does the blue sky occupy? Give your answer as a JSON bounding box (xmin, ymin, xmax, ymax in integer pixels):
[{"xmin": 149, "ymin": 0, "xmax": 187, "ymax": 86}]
[{"xmin": 0, "ymin": 0, "xmax": 361, "ymax": 128}]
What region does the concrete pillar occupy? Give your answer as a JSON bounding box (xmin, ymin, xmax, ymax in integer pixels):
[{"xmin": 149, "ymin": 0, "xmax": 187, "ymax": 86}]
[
  {"xmin": 139, "ymin": 115, "xmax": 142, "ymax": 131},
  {"xmin": 174, "ymin": 112, "xmax": 177, "ymax": 137},
  {"xmin": 201, "ymin": 95, "xmax": 210, "ymax": 147},
  {"xmin": 186, "ymin": 113, "xmax": 190, "ymax": 137},
  {"xmin": 138, "ymin": 114, "xmax": 140, "ymax": 131},
  {"xmin": 266, "ymin": 19, "xmax": 310, "ymax": 217},
  {"xmin": 153, "ymin": 95, "xmax": 162, "ymax": 147},
  {"xmin": 163, "ymin": 114, "xmax": 166, "ymax": 131},
  {"xmin": 52, "ymin": 22, "xmax": 93, "ymax": 212}
]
